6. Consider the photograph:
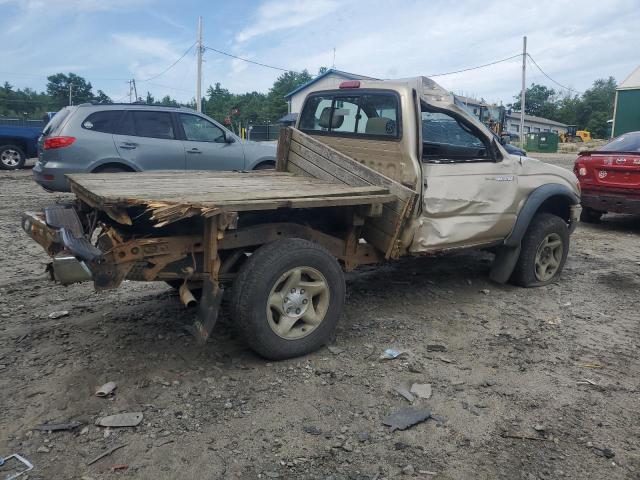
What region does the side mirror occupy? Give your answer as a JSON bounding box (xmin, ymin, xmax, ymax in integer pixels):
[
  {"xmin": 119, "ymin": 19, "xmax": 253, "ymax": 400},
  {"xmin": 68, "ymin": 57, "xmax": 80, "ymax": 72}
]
[
  {"xmin": 499, "ymin": 136, "xmax": 507, "ymax": 145},
  {"xmin": 224, "ymin": 132, "xmax": 235, "ymax": 144}
]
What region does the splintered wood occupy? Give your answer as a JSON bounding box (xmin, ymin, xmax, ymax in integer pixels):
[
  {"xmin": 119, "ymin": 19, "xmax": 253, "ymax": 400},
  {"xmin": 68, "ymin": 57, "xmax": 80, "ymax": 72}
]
[{"xmin": 66, "ymin": 169, "xmax": 394, "ymax": 227}]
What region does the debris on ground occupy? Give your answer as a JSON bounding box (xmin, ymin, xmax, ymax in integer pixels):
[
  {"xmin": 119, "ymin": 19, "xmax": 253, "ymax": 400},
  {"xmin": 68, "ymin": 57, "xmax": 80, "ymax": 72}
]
[
  {"xmin": 86, "ymin": 444, "xmax": 127, "ymax": 466},
  {"xmin": 48, "ymin": 310, "xmax": 69, "ymax": 319},
  {"xmin": 302, "ymin": 426, "xmax": 322, "ymax": 436},
  {"xmin": 383, "ymin": 407, "xmax": 433, "ymax": 432},
  {"xmin": 438, "ymin": 356, "xmax": 454, "ymax": 364},
  {"xmin": 410, "ymin": 383, "xmax": 432, "ymax": 399},
  {"xmin": 33, "ymin": 420, "xmax": 83, "ymax": 432},
  {"xmin": 394, "ymin": 386, "xmax": 415, "ymax": 402},
  {"xmin": 0, "ymin": 453, "xmax": 34, "ymax": 479},
  {"xmin": 380, "ymin": 349, "xmax": 408, "ymax": 360},
  {"xmin": 111, "ymin": 464, "xmax": 128, "ymax": 472},
  {"xmin": 593, "ymin": 447, "xmax": 615, "ymax": 459},
  {"xmin": 426, "ymin": 344, "xmax": 447, "ymax": 352},
  {"xmin": 327, "ymin": 345, "xmax": 344, "ymax": 355},
  {"xmin": 95, "ymin": 381, "xmax": 117, "ymax": 397},
  {"xmin": 480, "ymin": 289, "xmax": 490, "ymax": 295},
  {"xmin": 96, "ymin": 412, "xmax": 143, "ymax": 428}
]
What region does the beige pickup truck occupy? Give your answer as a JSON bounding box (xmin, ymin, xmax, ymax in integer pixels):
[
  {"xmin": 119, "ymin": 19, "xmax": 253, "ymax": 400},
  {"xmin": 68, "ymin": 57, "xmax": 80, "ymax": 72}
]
[{"xmin": 22, "ymin": 76, "xmax": 581, "ymax": 359}]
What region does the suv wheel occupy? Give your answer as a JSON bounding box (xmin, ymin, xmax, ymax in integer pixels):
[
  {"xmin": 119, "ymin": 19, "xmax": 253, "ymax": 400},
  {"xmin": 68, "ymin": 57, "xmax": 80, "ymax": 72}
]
[
  {"xmin": 0, "ymin": 145, "xmax": 26, "ymax": 170},
  {"xmin": 230, "ymin": 238, "xmax": 345, "ymax": 360},
  {"xmin": 510, "ymin": 213, "xmax": 569, "ymax": 287}
]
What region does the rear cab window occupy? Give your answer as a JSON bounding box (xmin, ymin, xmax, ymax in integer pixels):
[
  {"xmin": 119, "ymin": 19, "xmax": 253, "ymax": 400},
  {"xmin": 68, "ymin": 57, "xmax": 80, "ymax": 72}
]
[{"xmin": 299, "ymin": 91, "xmax": 400, "ymax": 140}]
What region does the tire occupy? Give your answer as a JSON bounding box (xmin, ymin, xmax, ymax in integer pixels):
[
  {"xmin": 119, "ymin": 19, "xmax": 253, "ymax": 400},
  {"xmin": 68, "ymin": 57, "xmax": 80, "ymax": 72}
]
[
  {"xmin": 510, "ymin": 213, "xmax": 569, "ymax": 287},
  {"xmin": 230, "ymin": 238, "xmax": 345, "ymax": 360},
  {"xmin": 0, "ymin": 144, "xmax": 26, "ymax": 170},
  {"xmin": 580, "ymin": 206, "xmax": 603, "ymax": 223},
  {"xmin": 253, "ymin": 161, "xmax": 275, "ymax": 170}
]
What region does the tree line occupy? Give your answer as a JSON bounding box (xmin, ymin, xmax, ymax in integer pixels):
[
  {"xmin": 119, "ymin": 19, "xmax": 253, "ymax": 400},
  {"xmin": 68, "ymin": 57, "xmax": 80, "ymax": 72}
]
[
  {"xmin": 508, "ymin": 77, "xmax": 617, "ymax": 138},
  {"xmin": 1, "ymin": 69, "xmax": 617, "ymax": 137}
]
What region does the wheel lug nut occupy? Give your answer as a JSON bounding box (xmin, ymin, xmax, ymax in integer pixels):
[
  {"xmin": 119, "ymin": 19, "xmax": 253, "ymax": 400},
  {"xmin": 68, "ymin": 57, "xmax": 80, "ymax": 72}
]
[
  {"xmin": 291, "ymin": 288, "xmax": 296, "ymax": 293},
  {"xmin": 300, "ymin": 289, "xmax": 305, "ymax": 294},
  {"xmin": 302, "ymin": 299, "xmax": 308, "ymax": 304},
  {"xmin": 295, "ymin": 309, "xmax": 301, "ymax": 314},
  {"xmin": 284, "ymin": 297, "xmax": 289, "ymax": 302}
]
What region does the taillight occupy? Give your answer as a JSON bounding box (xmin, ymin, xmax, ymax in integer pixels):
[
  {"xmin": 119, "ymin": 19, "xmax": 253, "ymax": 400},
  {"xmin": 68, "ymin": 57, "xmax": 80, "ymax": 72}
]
[
  {"xmin": 43, "ymin": 136, "xmax": 76, "ymax": 150},
  {"xmin": 339, "ymin": 80, "xmax": 360, "ymax": 89},
  {"xmin": 574, "ymin": 163, "xmax": 588, "ymax": 177}
]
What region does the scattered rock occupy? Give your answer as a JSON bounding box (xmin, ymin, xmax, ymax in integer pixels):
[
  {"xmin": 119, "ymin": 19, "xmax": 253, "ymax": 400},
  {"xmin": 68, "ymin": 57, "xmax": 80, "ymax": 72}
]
[
  {"xmin": 394, "ymin": 386, "xmax": 415, "ymax": 402},
  {"xmin": 534, "ymin": 424, "xmax": 546, "ymax": 432},
  {"xmin": 410, "ymin": 383, "xmax": 432, "ymax": 399},
  {"xmin": 302, "ymin": 425, "xmax": 322, "ymax": 436},
  {"xmin": 48, "ymin": 310, "xmax": 69, "ymax": 319},
  {"xmin": 426, "ymin": 344, "xmax": 447, "ymax": 352},
  {"xmin": 36, "ymin": 446, "xmax": 50, "ymax": 453},
  {"xmin": 96, "ymin": 412, "xmax": 143, "ymax": 428},
  {"xmin": 480, "ymin": 289, "xmax": 490, "ymax": 295},
  {"xmin": 593, "ymin": 447, "xmax": 615, "ymax": 459},
  {"xmin": 327, "ymin": 345, "xmax": 344, "ymax": 355},
  {"xmin": 402, "ymin": 464, "xmax": 415, "ymax": 475},
  {"xmin": 383, "ymin": 407, "xmax": 432, "ymax": 432}
]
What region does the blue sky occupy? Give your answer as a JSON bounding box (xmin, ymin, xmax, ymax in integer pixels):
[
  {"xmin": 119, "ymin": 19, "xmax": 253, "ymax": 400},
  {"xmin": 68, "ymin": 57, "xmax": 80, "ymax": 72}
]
[{"xmin": 0, "ymin": 0, "xmax": 639, "ymax": 105}]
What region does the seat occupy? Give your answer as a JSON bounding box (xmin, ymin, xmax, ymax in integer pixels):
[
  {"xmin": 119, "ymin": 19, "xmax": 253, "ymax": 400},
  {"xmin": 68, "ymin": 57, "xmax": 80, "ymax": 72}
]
[
  {"xmin": 365, "ymin": 117, "xmax": 394, "ymax": 135},
  {"xmin": 318, "ymin": 107, "xmax": 344, "ymax": 129}
]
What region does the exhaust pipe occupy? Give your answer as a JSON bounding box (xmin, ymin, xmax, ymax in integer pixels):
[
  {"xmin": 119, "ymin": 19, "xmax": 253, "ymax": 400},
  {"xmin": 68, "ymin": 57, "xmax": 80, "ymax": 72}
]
[{"xmin": 179, "ymin": 283, "xmax": 198, "ymax": 308}]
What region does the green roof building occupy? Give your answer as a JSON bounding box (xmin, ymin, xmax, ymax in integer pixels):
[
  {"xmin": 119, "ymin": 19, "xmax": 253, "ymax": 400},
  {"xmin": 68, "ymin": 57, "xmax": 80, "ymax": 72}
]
[{"xmin": 612, "ymin": 65, "xmax": 640, "ymax": 137}]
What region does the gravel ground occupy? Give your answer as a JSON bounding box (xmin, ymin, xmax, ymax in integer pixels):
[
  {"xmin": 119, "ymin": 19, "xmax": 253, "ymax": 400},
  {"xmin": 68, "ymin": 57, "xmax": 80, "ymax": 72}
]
[{"xmin": 1, "ymin": 156, "xmax": 639, "ymax": 479}]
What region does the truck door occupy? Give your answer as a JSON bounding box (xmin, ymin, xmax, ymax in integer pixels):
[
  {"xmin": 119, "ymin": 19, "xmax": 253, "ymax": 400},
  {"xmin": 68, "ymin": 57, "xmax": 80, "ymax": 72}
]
[
  {"xmin": 411, "ymin": 109, "xmax": 519, "ymax": 252},
  {"xmin": 113, "ymin": 110, "xmax": 186, "ymax": 170}
]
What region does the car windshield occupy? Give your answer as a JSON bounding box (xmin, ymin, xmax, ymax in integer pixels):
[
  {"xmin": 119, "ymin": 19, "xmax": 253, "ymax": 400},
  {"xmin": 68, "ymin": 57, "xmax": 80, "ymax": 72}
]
[{"xmin": 598, "ymin": 132, "xmax": 640, "ymax": 152}]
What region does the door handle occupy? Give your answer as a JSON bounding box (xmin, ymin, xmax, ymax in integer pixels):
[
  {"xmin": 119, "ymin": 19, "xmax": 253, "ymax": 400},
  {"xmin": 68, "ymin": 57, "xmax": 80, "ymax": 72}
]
[
  {"xmin": 119, "ymin": 142, "xmax": 137, "ymax": 150},
  {"xmin": 187, "ymin": 148, "xmax": 202, "ymax": 154}
]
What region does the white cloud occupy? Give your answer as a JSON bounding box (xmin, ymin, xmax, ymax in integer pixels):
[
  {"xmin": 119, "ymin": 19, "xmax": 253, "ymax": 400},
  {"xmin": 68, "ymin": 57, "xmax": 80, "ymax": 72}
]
[{"xmin": 235, "ymin": 0, "xmax": 339, "ymax": 42}]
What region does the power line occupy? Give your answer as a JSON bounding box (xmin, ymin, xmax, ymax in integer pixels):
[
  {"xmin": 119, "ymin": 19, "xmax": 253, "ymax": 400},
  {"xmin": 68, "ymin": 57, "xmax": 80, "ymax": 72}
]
[
  {"xmin": 138, "ymin": 42, "xmax": 197, "ymax": 83},
  {"xmin": 427, "ymin": 53, "xmax": 522, "ymax": 77},
  {"xmin": 203, "ymin": 45, "xmax": 297, "ymax": 73},
  {"xmin": 526, "ymin": 54, "xmax": 582, "ymax": 95}
]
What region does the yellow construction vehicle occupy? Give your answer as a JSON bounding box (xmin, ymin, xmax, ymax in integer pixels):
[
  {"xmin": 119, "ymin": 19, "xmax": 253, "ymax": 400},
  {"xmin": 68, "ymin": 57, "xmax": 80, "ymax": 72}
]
[{"xmin": 560, "ymin": 125, "xmax": 592, "ymax": 142}]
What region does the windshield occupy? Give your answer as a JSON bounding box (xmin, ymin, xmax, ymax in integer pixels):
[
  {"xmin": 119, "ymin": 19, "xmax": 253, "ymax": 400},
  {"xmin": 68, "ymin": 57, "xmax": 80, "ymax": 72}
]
[{"xmin": 599, "ymin": 132, "xmax": 640, "ymax": 152}]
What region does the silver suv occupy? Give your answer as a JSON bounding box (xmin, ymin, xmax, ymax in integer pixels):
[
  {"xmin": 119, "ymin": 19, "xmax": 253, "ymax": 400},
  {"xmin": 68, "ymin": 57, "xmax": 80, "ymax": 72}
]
[{"xmin": 33, "ymin": 104, "xmax": 277, "ymax": 192}]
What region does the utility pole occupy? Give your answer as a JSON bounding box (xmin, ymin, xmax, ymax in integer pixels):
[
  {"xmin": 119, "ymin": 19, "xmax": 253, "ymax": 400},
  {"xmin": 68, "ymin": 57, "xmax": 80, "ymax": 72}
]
[
  {"xmin": 132, "ymin": 78, "xmax": 138, "ymax": 102},
  {"xmin": 519, "ymin": 36, "xmax": 527, "ymax": 145},
  {"xmin": 196, "ymin": 16, "xmax": 203, "ymax": 112},
  {"xmin": 128, "ymin": 80, "xmax": 133, "ymax": 103},
  {"xmin": 332, "ymin": 47, "xmax": 336, "ymax": 69},
  {"xmin": 68, "ymin": 84, "xmax": 73, "ymax": 106}
]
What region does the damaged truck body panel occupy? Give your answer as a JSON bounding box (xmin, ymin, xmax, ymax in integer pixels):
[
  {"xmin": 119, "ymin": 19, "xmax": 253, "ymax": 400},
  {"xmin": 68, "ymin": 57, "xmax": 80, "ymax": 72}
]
[{"xmin": 22, "ymin": 76, "xmax": 581, "ymax": 360}]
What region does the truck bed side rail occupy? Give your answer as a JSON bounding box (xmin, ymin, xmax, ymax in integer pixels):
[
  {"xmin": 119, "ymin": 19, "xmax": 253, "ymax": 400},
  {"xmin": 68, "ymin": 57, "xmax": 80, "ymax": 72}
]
[{"xmin": 276, "ymin": 127, "xmax": 417, "ymax": 258}]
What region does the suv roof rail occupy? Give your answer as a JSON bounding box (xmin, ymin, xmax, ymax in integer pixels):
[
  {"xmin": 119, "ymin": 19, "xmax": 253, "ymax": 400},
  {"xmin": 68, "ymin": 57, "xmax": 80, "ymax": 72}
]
[{"xmin": 76, "ymin": 102, "xmax": 190, "ymax": 109}]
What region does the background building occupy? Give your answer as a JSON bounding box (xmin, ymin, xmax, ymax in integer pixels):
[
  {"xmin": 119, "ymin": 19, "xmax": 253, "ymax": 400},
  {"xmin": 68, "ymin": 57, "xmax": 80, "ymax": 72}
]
[
  {"xmin": 612, "ymin": 65, "xmax": 640, "ymax": 137},
  {"xmin": 505, "ymin": 112, "xmax": 568, "ymax": 136}
]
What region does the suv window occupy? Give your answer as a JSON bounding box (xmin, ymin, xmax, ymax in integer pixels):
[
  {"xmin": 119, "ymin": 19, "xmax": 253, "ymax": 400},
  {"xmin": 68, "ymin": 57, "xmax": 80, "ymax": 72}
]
[
  {"xmin": 43, "ymin": 108, "xmax": 71, "ymax": 135},
  {"xmin": 299, "ymin": 92, "xmax": 399, "ymax": 139},
  {"xmin": 118, "ymin": 111, "xmax": 175, "ymax": 140},
  {"xmin": 179, "ymin": 114, "xmax": 225, "ymax": 142},
  {"xmin": 422, "ymin": 109, "xmax": 489, "ymax": 162},
  {"xmin": 81, "ymin": 110, "xmax": 123, "ymax": 133}
]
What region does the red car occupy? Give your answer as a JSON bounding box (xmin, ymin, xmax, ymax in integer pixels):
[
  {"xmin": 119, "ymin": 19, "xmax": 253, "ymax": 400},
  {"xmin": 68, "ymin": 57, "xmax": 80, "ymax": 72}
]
[{"xmin": 574, "ymin": 131, "xmax": 640, "ymax": 222}]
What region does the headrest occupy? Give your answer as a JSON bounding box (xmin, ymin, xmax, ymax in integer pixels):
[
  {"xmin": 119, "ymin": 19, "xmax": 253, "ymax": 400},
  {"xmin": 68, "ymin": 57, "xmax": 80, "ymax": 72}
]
[
  {"xmin": 365, "ymin": 117, "xmax": 394, "ymax": 135},
  {"xmin": 318, "ymin": 107, "xmax": 344, "ymax": 129}
]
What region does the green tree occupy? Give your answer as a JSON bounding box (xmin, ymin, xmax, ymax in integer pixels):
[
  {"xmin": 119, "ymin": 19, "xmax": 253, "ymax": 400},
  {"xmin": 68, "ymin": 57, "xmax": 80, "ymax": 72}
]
[
  {"xmin": 266, "ymin": 70, "xmax": 313, "ymax": 121},
  {"xmin": 510, "ymin": 83, "xmax": 558, "ymax": 118},
  {"xmin": 577, "ymin": 77, "xmax": 617, "ymax": 138},
  {"xmin": 94, "ymin": 90, "xmax": 112, "ymax": 104},
  {"xmin": 46, "ymin": 73, "xmax": 95, "ymax": 108}
]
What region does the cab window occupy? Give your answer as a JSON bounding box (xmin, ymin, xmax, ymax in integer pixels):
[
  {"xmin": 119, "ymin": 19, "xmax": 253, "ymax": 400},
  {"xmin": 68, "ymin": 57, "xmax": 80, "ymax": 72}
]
[
  {"xmin": 422, "ymin": 108, "xmax": 492, "ymax": 163},
  {"xmin": 299, "ymin": 92, "xmax": 399, "ymax": 139},
  {"xmin": 179, "ymin": 114, "xmax": 226, "ymax": 142}
]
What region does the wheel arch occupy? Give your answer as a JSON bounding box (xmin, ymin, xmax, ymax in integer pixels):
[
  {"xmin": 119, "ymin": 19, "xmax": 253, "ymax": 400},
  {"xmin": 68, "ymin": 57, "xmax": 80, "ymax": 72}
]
[
  {"xmin": 91, "ymin": 161, "xmax": 137, "ymax": 173},
  {"xmin": 504, "ymin": 184, "xmax": 579, "ymax": 248},
  {"xmin": 0, "ymin": 138, "xmax": 27, "ymax": 152}
]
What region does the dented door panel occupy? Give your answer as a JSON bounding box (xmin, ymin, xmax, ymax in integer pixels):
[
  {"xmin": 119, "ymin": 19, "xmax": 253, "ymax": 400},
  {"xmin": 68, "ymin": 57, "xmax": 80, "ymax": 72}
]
[{"xmin": 410, "ymin": 159, "xmax": 519, "ymax": 252}]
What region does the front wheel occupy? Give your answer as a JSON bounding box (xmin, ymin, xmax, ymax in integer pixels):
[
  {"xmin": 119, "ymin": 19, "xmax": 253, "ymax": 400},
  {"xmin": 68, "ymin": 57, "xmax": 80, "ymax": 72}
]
[
  {"xmin": 230, "ymin": 238, "xmax": 345, "ymax": 360},
  {"xmin": 510, "ymin": 213, "xmax": 569, "ymax": 287},
  {"xmin": 0, "ymin": 145, "xmax": 26, "ymax": 170}
]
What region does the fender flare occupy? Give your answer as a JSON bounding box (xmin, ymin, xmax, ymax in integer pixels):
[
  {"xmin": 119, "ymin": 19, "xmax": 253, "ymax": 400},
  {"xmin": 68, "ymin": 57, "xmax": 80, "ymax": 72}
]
[
  {"xmin": 490, "ymin": 184, "xmax": 579, "ymax": 284},
  {"xmin": 504, "ymin": 184, "xmax": 579, "ymax": 247}
]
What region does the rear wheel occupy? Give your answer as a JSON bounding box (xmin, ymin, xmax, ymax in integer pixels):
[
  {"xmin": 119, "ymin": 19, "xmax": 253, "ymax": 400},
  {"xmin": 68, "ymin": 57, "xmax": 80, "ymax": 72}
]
[
  {"xmin": 0, "ymin": 145, "xmax": 26, "ymax": 170},
  {"xmin": 580, "ymin": 206, "xmax": 604, "ymax": 223},
  {"xmin": 253, "ymin": 161, "xmax": 275, "ymax": 170},
  {"xmin": 510, "ymin": 213, "xmax": 569, "ymax": 287},
  {"xmin": 230, "ymin": 238, "xmax": 345, "ymax": 360}
]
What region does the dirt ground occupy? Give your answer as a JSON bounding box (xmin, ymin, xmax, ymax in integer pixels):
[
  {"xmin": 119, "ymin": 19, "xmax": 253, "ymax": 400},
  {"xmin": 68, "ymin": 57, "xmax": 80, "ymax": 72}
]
[{"xmin": 1, "ymin": 154, "xmax": 639, "ymax": 479}]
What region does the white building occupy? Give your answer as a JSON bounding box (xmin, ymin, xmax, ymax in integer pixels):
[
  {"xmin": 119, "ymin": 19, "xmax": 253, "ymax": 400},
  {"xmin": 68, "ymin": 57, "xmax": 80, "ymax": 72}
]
[
  {"xmin": 284, "ymin": 69, "xmax": 378, "ymax": 117},
  {"xmin": 505, "ymin": 112, "xmax": 568, "ymax": 136}
]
